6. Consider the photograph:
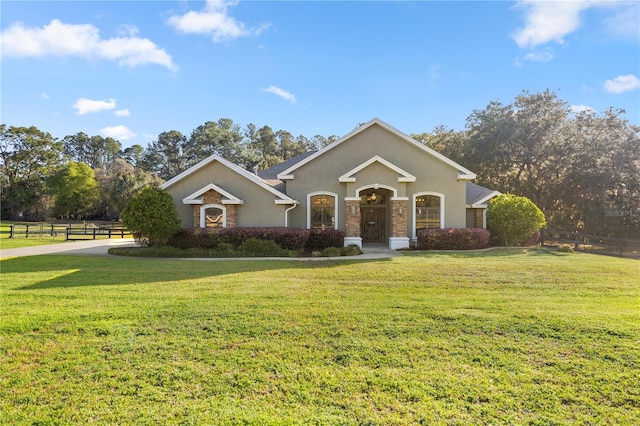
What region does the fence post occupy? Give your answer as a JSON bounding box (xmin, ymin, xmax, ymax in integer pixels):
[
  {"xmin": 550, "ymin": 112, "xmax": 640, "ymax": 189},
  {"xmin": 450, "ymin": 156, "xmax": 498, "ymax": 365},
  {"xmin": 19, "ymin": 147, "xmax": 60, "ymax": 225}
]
[
  {"xmin": 25, "ymin": 225, "xmax": 29, "ymax": 239},
  {"xmin": 121, "ymin": 228, "xmax": 124, "ymax": 238},
  {"xmin": 108, "ymin": 228, "xmax": 112, "ymax": 239},
  {"xmin": 574, "ymin": 233, "xmax": 579, "ymax": 251},
  {"xmin": 93, "ymin": 228, "xmax": 97, "ymax": 240},
  {"xmin": 66, "ymin": 227, "xmax": 70, "ymax": 241},
  {"xmin": 9, "ymin": 225, "xmax": 13, "ymax": 239}
]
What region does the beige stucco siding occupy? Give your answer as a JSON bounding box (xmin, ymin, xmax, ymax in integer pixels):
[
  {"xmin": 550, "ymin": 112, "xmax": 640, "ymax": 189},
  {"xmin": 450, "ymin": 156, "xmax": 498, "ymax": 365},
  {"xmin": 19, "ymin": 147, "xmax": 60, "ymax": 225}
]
[
  {"xmin": 286, "ymin": 123, "xmax": 469, "ymax": 234},
  {"xmin": 164, "ymin": 161, "xmax": 286, "ymax": 228}
]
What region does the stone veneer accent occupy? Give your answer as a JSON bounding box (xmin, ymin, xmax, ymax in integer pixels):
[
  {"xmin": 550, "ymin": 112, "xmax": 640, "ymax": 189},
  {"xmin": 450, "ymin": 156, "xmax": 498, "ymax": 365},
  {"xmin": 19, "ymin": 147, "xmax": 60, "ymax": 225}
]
[
  {"xmin": 345, "ymin": 200, "xmax": 361, "ymax": 238},
  {"xmin": 390, "ymin": 199, "xmax": 408, "ymax": 238},
  {"xmin": 192, "ymin": 189, "xmax": 237, "ymax": 228}
]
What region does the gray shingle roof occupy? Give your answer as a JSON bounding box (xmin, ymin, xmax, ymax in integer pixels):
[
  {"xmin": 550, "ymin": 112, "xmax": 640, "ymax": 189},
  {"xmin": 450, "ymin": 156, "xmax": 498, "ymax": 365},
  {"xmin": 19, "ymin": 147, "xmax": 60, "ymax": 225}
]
[
  {"xmin": 466, "ymin": 182, "xmax": 500, "ymax": 206},
  {"xmin": 258, "ymin": 151, "xmax": 317, "ymax": 180}
]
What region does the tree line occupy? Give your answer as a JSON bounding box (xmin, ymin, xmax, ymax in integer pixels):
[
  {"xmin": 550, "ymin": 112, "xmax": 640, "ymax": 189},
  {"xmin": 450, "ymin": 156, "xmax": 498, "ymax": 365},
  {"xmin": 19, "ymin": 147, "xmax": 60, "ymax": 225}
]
[
  {"xmin": 0, "ymin": 119, "xmax": 337, "ymax": 222},
  {"xmin": 412, "ymin": 90, "xmax": 639, "ymax": 238},
  {"xmin": 1, "ymin": 90, "xmax": 638, "ymax": 238}
]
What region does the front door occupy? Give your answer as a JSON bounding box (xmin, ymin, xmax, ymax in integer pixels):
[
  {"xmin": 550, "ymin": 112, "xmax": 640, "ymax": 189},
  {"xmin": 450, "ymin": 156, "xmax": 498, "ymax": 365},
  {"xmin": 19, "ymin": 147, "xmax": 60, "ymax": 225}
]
[{"xmin": 361, "ymin": 207, "xmax": 386, "ymax": 243}]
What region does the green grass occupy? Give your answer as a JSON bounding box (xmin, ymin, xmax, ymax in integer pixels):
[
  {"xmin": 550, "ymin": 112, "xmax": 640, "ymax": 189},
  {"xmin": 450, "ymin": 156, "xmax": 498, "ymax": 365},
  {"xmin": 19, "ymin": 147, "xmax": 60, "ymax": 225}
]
[
  {"xmin": 1, "ymin": 249, "xmax": 638, "ymax": 424},
  {"xmin": 0, "ymin": 221, "xmax": 67, "ymax": 249}
]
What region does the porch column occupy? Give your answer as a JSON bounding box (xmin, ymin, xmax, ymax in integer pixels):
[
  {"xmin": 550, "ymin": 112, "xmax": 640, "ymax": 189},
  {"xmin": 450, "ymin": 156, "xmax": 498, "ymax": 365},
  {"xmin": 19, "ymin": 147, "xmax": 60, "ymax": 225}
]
[
  {"xmin": 344, "ymin": 198, "xmax": 362, "ymax": 248},
  {"xmin": 389, "ymin": 198, "xmax": 410, "ymax": 249}
]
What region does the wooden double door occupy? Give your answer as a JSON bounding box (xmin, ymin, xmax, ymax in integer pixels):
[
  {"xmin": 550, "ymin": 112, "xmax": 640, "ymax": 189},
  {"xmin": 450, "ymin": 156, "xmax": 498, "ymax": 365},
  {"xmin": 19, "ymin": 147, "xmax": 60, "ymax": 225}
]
[{"xmin": 361, "ymin": 207, "xmax": 387, "ymax": 244}]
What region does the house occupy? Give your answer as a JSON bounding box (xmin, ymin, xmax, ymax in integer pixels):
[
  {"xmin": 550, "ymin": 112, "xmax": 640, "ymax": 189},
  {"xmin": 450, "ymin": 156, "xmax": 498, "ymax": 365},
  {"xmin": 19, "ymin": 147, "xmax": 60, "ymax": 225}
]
[{"xmin": 160, "ymin": 118, "xmax": 500, "ymax": 249}]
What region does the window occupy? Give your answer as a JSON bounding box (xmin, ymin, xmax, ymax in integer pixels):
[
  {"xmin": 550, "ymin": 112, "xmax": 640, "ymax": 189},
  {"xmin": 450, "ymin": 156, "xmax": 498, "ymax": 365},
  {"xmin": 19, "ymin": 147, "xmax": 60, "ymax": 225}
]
[
  {"xmin": 309, "ymin": 193, "xmax": 336, "ymax": 230},
  {"xmin": 200, "ymin": 204, "xmax": 226, "ymax": 228},
  {"xmin": 415, "ymin": 195, "xmax": 441, "ymax": 230}
]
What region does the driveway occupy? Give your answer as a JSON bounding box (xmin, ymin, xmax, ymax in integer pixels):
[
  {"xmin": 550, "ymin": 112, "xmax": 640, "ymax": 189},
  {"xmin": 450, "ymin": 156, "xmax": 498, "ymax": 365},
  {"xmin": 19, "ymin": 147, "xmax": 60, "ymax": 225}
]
[{"xmin": 0, "ymin": 238, "xmax": 137, "ymax": 259}]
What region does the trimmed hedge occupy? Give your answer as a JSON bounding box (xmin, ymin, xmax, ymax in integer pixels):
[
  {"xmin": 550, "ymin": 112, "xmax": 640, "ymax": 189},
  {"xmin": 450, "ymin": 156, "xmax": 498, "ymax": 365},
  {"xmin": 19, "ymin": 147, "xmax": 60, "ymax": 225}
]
[
  {"xmin": 306, "ymin": 229, "xmax": 346, "ymax": 250},
  {"xmin": 169, "ymin": 227, "xmax": 310, "ymax": 251},
  {"xmin": 219, "ymin": 227, "xmax": 309, "ymax": 250},
  {"xmin": 417, "ymin": 228, "xmax": 491, "ymax": 250},
  {"xmin": 167, "ymin": 228, "xmax": 221, "ymax": 249},
  {"xmin": 168, "ymin": 227, "xmax": 349, "ymax": 252}
]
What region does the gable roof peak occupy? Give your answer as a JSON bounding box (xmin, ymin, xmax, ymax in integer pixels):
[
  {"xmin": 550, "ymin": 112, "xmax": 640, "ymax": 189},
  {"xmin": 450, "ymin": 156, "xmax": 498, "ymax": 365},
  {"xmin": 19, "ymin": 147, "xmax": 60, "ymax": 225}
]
[{"xmin": 276, "ymin": 118, "xmax": 476, "ymax": 180}]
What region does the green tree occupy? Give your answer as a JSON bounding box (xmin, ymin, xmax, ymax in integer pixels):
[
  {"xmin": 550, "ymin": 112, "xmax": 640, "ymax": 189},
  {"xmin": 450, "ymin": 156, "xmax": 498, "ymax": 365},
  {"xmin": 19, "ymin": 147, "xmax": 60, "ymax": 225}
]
[
  {"xmin": 121, "ymin": 186, "xmax": 181, "ymax": 246},
  {"xmin": 142, "ymin": 130, "xmax": 187, "ymax": 180},
  {"xmin": 185, "ymin": 118, "xmax": 246, "ymax": 166},
  {"xmin": 48, "ymin": 161, "xmax": 100, "ymax": 219},
  {"xmin": 412, "ymin": 125, "xmax": 468, "ymax": 165},
  {"xmin": 0, "ymin": 125, "xmax": 64, "ymax": 220},
  {"xmin": 121, "ymin": 144, "xmax": 145, "ymax": 168},
  {"xmin": 487, "ymin": 194, "xmax": 546, "ymax": 246},
  {"xmin": 63, "ymin": 133, "xmax": 121, "ymax": 169},
  {"xmin": 94, "ymin": 159, "xmax": 163, "ymax": 219}
]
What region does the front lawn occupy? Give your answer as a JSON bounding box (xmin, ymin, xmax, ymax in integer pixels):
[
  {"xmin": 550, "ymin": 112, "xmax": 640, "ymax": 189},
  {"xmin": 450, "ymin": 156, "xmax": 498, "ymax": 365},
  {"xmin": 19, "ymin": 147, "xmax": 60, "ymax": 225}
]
[{"xmin": 1, "ymin": 250, "xmax": 638, "ymax": 424}]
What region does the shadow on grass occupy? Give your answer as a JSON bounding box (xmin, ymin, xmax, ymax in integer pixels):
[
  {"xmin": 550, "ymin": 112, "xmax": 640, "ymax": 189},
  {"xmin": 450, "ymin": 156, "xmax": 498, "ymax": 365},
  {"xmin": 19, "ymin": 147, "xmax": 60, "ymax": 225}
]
[
  {"xmin": 3, "ymin": 255, "xmax": 388, "ymax": 291},
  {"xmin": 399, "ymin": 247, "xmax": 568, "ymax": 258}
]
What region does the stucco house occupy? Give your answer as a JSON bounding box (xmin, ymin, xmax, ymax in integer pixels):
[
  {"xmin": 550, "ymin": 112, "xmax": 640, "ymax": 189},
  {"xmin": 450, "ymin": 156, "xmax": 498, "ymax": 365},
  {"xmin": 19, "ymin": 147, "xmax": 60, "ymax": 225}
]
[{"xmin": 160, "ymin": 118, "xmax": 500, "ymax": 249}]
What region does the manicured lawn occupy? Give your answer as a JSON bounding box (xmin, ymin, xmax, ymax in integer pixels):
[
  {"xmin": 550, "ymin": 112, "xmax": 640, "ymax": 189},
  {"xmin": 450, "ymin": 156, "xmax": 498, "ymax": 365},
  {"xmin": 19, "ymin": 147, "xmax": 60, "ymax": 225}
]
[{"xmin": 1, "ymin": 249, "xmax": 638, "ymax": 424}]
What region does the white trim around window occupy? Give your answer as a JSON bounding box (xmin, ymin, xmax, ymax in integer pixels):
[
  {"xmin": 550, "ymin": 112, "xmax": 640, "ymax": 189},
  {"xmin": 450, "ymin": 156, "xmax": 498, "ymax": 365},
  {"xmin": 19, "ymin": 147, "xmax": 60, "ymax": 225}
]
[
  {"xmin": 307, "ymin": 191, "xmax": 338, "ymax": 229},
  {"xmin": 412, "ymin": 192, "xmax": 445, "ymax": 240},
  {"xmin": 200, "ymin": 204, "xmax": 227, "ymax": 228}
]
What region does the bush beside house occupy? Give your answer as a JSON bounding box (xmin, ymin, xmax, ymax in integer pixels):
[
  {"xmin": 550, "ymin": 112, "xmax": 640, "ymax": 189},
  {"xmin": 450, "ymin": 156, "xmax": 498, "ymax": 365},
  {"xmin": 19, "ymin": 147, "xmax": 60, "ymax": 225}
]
[
  {"xmin": 417, "ymin": 228, "xmax": 491, "ymax": 250},
  {"xmin": 167, "ymin": 227, "xmax": 346, "ymax": 254},
  {"xmin": 121, "ymin": 187, "xmax": 181, "ymax": 246},
  {"xmin": 487, "ymin": 194, "xmax": 546, "ymax": 246}
]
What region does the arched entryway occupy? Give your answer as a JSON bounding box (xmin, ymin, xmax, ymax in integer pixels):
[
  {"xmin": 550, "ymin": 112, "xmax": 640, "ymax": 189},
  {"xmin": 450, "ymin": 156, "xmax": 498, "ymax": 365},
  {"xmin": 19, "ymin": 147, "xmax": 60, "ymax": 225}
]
[{"xmin": 359, "ymin": 188, "xmax": 390, "ymax": 244}]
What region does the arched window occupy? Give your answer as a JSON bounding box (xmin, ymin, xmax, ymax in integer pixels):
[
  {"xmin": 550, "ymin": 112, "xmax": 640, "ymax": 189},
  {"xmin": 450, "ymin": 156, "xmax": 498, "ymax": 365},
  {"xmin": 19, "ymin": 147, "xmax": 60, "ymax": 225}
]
[
  {"xmin": 200, "ymin": 204, "xmax": 226, "ymax": 228},
  {"xmin": 414, "ymin": 193, "xmax": 443, "ymax": 237},
  {"xmin": 308, "ymin": 193, "xmax": 337, "ymax": 230}
]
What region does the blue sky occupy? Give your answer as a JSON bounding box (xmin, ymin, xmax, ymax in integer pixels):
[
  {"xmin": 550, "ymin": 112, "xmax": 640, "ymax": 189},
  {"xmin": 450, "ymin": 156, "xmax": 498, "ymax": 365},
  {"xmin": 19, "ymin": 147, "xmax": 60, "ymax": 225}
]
[{"xmin": 2, "ymin": 0, "xmax": 639, "ymax": 149}]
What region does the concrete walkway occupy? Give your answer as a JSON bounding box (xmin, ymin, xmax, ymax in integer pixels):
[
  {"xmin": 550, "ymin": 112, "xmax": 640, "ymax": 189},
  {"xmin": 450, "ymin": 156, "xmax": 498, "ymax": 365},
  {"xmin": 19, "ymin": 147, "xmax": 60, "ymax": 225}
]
[{"xmin": 0, "ymin": 239, "xmax": 401, "ymax": 261}]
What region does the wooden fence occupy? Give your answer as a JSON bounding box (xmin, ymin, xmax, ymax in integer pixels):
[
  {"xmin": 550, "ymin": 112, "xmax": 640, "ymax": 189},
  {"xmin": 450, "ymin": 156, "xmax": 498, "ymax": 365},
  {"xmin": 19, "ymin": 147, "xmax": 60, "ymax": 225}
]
[
  {"xmin": 540, "ymin": 229, "xmax": 640, "ymax": 258},
  {"xmin": 9, "ymin": 223, "xmax": 132, "ymax": 241}
]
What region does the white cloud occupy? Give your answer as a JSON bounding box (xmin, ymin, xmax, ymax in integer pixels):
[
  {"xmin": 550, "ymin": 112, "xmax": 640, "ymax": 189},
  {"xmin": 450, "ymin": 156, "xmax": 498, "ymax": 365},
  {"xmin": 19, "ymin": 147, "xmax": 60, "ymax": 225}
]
[
  {"xmin": 1, "ymin": 19, "xmax": 175, "ymax": 70},
  {"xmin": 115, "ymin": 109, "xmax": 130, "ymax": 117},
  {"xmin": 168, "ymin": 0, "xmax": 269, "ymax": 42},
  {"xmin": 39, "ymin": 92, "xmax": 50, "ymax": 100},
  {"xmin": 513, "ymin": 0, "xmax": 636, "ymax": 49},
  {"xmin": 117, "ymin": 24, "xmax": 140, "ymax": 37},
  {"xmin": 261, "ymin": 86, "xmax": 296, "ymax": 103},
  {"xmin": 101, "ymin": 125, "xmax": 137, "ymax": 141},
  {"xmin": 570, "ymin": 104, "xmax": 596, "ymax": 114},
  {"xmin": 513, "ymin": 1, "xmax": 585, "ymax": 48},
  {"xmin": 72, "ymin": 97, "xmax": 116, "ymax": 115},
  {"xmin": 522, "ymin": 49, "xmax": 554, "ymax": 63},
  {"xmin": 604, "ymin": 74, "xmax": 640, "ymax": 94},
  {"xmin": 603, "ymin": 2, "xmax": 640, "ymax": 38}
]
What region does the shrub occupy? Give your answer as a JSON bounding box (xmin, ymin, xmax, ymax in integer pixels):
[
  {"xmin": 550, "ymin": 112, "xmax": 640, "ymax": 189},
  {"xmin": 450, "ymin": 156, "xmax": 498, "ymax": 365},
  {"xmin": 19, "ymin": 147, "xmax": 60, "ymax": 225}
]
[
  {"xmin": 219, "ymin": 227, "xmax": 309, "ymax": 250},
  {"xmin": 417, "ymin": 228, "xmax": 491, "ymax": 250},
  {"xmin": 487, "ymin": 194, "xmax": 546, "ymax": 246},
  {"xmin": 121, "ymin": 187, "xmax": 181, "ymax": 247},
  {"xmin": 341, "ymin": 244, "xmax": 362, "ymax": 256},
  {"xmin": 238, "ymin": 238, "xmax": 286, "ymax": 257},
  {"xmin": 522, "ymin": 230, "xmax": 541, "ymax": 247},
  {"xmin": 321, "ymin": 247, "xmax": 343, "ymax": 257},
  {"xmin": 168, "ymin": 228, "xmax": 221, "ymax": 249},
  {"xmin": 306, "ymin": 229, "xmax": 346, "ymax": 250}
]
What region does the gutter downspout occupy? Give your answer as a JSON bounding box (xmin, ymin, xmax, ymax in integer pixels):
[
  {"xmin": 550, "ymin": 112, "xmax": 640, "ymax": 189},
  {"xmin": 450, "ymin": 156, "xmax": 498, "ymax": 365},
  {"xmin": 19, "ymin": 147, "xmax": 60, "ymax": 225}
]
[{"xmin": 284, "ymin": 202, "xmax": 298, "ymax": 227}]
